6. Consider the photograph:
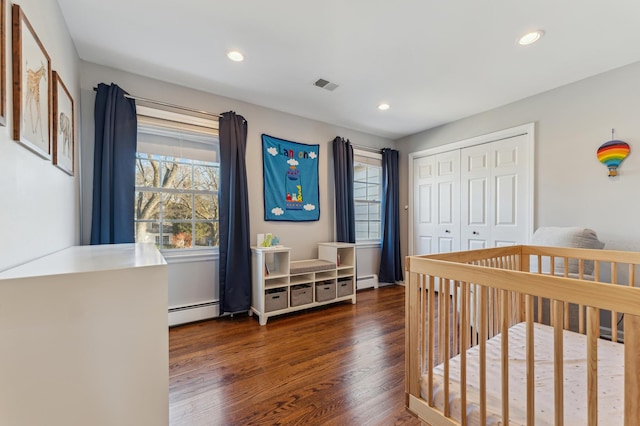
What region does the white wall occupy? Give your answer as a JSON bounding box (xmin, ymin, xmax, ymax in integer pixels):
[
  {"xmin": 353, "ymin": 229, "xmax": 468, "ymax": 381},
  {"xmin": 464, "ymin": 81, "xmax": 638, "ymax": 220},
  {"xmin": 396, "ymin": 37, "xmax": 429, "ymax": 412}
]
[
  {"xmin": 0, "ymin": 0, "xmax": 80, "ymax": 271},
  {"xmin": 78, "ymin": 61, "xmax": 392, "ymax": 319},
  {"xmin": 396, "ymin": 60, "xmax": 640, "ymax": 262}
]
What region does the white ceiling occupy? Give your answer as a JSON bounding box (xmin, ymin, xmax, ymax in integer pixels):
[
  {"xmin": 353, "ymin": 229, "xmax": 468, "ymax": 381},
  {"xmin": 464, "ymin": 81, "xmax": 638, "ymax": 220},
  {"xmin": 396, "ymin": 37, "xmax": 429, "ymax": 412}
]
[{"xmin": 56, "ymin": 0, "xmax": 640, "ymax": 139}]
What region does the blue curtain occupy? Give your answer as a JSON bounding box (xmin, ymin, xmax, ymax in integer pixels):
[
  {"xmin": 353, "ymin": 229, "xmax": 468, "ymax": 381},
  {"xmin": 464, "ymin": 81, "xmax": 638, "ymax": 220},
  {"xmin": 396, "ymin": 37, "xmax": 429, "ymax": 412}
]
[
  {"xmin": 90, "ymin": 83, "xmax": 137, "ymax": 245},
  {"xmin": 332, "ymin": 137, "xmax": 355, "ymax": 243},
  {"xmin": 218, "ymin": 112, "xmax": 251, "ymax": 315},
  {"xmin": 379, "ymin": 148, "xmax": 403, "ymax": 283}
]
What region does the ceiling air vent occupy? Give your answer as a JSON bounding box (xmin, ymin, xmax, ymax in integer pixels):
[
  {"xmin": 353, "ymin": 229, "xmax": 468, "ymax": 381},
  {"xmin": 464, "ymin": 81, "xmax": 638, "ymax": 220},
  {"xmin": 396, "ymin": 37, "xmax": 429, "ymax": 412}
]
[{"xmin": 314, "ymin": 78, "xmax": 339, "ymax": 91}]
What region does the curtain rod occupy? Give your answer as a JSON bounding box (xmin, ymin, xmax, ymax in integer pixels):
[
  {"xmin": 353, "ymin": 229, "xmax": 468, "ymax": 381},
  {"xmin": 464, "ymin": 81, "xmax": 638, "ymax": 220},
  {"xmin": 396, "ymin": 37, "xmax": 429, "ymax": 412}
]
[
  {"xmin": 352, "ymin": 143, "xmax": 382, "ymax": 154},
  {"xmin": 92, "ymin": 87, "xmax": 222, "ymax": 119}
]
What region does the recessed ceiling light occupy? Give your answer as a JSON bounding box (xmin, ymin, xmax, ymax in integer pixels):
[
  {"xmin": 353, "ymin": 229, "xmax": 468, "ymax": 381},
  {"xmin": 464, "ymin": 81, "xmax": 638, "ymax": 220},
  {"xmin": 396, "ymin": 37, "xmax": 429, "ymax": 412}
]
[
  {"xmin": 518, "ymin": 30, "xmax": 545, "ymax": 46},
  {"xmin": 378, "ymin": 103, "xmax": 390, "ymax": 111},
  {"xmin": 227, "ymin": 50, "xmax": 244, "ymax": 62}
]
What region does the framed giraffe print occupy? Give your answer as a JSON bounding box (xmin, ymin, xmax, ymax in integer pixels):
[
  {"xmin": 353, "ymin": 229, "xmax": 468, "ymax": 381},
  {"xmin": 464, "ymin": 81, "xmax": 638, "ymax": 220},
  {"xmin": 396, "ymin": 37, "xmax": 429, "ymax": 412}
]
[
  {"xmin": 52, "ymin": 71, "xmax": 74, "ymax": 175},
  {"xmin": 12, "ymin": 4, "xmax": 52, "ymax": 159}
]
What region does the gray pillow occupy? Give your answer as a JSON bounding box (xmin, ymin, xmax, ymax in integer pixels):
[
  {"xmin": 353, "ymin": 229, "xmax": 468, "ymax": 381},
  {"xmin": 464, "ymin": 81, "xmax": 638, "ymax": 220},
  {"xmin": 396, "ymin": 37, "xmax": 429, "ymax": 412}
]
[{"xmin": 529, "ymin": 227, "xmax": 604, "ymax": 275}]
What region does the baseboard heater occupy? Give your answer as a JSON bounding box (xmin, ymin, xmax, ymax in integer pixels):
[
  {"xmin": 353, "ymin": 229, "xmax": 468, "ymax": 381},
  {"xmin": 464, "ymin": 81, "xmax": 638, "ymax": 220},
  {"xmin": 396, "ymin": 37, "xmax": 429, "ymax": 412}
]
[
  {"xmin": 357, "ymin": 274, "xmax": 378, "ymax": 290},
  {"xmin": 599, "ymin": 326, "xmax": 625, "ymax": 343},
  {"xmin": 169, "ymin": 300, "xmax": 219, "ymax": 326}
]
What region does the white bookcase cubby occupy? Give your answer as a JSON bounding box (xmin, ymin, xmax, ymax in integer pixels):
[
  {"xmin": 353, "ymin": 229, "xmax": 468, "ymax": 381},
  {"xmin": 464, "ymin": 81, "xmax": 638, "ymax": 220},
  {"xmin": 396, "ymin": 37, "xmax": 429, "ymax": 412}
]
[{"xmin": 251, "ymin": 242, "xmax": 356, "ymax": 325}]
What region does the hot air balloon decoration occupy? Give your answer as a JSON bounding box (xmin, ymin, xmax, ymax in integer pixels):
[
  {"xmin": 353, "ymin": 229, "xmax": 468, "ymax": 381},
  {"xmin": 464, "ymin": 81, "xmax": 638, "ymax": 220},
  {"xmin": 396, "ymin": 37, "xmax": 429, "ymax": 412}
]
[{"xmin": 596, "ymin": 130, "xmax": 630, "ymax": 177}]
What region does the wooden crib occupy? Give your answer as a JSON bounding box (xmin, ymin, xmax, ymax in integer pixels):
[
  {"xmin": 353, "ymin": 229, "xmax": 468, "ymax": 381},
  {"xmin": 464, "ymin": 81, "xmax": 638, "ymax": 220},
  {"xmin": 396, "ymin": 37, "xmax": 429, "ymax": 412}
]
[{"xmin": 405, "ymin": 245, "xmax": 640, "ymax": 425}]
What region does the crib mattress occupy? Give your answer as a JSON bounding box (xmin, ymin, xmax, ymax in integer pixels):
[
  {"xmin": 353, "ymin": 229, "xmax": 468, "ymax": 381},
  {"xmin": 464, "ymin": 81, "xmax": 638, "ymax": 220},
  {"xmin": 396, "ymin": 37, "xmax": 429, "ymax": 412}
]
[{"xmin": 421, "ymin": 322, "xmax": 624, "ymax": 425}]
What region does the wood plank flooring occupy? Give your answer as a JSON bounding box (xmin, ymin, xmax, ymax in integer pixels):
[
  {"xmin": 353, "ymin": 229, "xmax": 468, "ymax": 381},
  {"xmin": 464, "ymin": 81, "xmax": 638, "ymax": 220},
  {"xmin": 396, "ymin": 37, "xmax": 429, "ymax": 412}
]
[{"xmin": 169, "ymin": 285, "xmax": 421, "ymax": 425}]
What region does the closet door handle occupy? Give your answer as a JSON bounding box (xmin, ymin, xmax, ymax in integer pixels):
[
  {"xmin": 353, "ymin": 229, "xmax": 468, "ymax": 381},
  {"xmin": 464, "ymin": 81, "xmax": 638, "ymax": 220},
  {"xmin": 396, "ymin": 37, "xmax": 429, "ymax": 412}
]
[
  {"xmin": 445, "ymin": 229, "xmax": 451, "ymax": 233},
  {"xmin": 472, "ymin": 231, "xmax": 479, "ymax": 235}
]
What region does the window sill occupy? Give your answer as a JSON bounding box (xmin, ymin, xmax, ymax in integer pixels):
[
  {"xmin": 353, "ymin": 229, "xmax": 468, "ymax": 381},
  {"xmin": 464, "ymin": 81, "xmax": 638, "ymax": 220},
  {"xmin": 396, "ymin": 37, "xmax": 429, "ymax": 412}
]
[
  {"xmin": 160, "ymin": 248, "xmax": 218, "ymax": 264},
  {"xmin": 356, "ymin": 241, "xmax": 381, "ymax": 249}
]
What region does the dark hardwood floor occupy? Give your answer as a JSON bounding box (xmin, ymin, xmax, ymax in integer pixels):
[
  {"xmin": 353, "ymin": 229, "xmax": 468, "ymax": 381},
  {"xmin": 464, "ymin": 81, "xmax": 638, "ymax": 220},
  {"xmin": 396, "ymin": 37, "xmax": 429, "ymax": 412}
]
[{"xmin": 169, "ymin": 285, "xmax": 421, "ymax": 425}]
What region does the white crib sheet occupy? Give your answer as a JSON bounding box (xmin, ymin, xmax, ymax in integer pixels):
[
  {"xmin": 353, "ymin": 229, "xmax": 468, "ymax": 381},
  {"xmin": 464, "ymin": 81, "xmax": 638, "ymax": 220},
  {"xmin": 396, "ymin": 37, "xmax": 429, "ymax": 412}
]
[{"xmin": 421, "ymin": 322, "xmax": 624, "ymax": 425}]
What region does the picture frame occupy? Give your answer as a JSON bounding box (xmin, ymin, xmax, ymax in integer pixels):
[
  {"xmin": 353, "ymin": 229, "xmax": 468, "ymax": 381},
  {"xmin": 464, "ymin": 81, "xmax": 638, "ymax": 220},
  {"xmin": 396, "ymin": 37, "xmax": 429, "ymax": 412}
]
[
  {"xmin": 0, "ymin": 0, "xmax": 6, "ymax": 126},
  {"xmin": 52, "ymin": 71, "xmax": 74, "ymax": 175},
  {"xmin": 12, "ymin": 4, "xmax": 52, "ymax": 159}
]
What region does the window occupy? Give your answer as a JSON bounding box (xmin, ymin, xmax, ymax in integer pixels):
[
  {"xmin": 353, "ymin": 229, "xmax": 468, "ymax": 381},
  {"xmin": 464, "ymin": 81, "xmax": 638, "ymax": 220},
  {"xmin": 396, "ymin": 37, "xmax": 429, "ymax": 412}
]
[
  {"xmin": 134, "ymin": 106, "xmax": 220, "ymax": 250},
  {"xmin": 353, "ymin": 151, "xmax": 382, "ymax": 241}
]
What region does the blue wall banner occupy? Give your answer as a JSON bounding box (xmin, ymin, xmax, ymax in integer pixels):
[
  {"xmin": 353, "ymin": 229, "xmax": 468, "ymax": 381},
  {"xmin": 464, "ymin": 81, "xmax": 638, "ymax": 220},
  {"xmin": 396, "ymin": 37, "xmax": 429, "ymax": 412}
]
[{"xmin": 262, "ymin": 134, "xmax": 320, "ymax": 221}]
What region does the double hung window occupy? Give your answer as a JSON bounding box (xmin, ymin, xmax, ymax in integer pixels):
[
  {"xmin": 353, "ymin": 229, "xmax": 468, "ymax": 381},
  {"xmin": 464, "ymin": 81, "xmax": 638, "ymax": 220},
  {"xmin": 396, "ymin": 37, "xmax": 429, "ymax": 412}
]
[
  {"xmin": 353, "ymin": 151, "xmax": 382, "ymax": 242},
  {"xmin": 134, "ymin": 106, "xmax": 220, "ymax": 250}
]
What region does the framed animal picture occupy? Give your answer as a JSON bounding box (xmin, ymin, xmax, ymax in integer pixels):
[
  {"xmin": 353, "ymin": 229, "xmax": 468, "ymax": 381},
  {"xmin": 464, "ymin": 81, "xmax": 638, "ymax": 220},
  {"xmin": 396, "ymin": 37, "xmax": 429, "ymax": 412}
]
[
  {"xmin": 12, "ymin": 4, "xmax": 52, "ymax": 159},
  {"xmin": 52, "ymin": 71, "xmax": 74, "ymax": 175},
  {"xmin": 0, "ymin": 0, "xmax": 6, "ymax": 127}
]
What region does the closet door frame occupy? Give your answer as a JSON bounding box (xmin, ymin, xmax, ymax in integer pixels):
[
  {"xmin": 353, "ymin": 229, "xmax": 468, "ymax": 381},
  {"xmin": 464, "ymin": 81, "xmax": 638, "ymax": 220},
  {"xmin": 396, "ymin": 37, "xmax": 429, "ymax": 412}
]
[{"xmin": 408, "ymin": 122, "xmax": 535, "ymax": 256}]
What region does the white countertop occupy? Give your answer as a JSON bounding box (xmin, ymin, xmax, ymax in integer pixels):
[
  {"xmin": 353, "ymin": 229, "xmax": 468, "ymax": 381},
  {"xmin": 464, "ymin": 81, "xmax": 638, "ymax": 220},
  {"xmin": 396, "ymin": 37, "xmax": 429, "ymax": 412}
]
[{"xmin": 0, "ymin": 243, "xmax": 166, "ymax": 280}]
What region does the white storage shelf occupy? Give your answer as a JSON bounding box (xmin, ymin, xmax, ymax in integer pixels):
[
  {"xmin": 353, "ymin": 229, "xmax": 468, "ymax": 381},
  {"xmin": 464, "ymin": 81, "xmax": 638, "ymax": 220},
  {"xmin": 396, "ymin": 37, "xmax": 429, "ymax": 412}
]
[{"xmin": 251, "ymin": 243, "xmax": 356, "ymax": 325}]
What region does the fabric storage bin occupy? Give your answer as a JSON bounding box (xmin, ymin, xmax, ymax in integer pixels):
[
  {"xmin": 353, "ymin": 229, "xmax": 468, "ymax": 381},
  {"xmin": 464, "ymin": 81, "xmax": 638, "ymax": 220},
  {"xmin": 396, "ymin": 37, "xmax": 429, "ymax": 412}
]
[
  {"xmin": 290, "ymin": 284, "xmax": 313, "ymax": 306},
  {"xmin": 337, "ymin": 278, "xmax": 353, "ymax": 297},
  {"xmin": 265, "ymin": 287, "xmax": 288, "ymax": 312},
  {"xmin": 316, "ymin": 280, "xmax": 336, "ymax": 302}
]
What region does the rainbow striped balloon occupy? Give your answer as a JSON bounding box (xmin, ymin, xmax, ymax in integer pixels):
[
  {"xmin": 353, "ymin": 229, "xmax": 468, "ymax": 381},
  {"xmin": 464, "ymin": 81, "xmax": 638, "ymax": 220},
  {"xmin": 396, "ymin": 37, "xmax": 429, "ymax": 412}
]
[{"xmin": 597, "ymin": 140, "xmax": 630, "ymax": 177}]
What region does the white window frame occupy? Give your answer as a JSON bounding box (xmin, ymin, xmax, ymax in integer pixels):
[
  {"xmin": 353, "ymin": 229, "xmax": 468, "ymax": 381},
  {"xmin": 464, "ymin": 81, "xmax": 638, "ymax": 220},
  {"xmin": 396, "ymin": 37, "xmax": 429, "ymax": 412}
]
[{"xmin": 353, "ymin": 149, "xmax": 382, "ymax": 244}]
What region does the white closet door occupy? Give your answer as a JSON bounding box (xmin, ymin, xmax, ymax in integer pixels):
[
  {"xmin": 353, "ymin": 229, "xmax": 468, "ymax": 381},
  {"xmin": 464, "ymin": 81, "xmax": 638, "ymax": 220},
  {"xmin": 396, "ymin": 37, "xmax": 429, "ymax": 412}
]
[
  {"xmin": 491, "ymin": 135, "xmax": 529, "ymax": 246},
  {"xmin": 413, "ymin": 151, "xmax": 460, "ymax": 255},
  {"xmin": 413, "ymin": 155, "xmax": 436, "ymax": 255},
  {"xmin": 461, "ymin": 134, "xmax": 529, "ymax": 249},
  {"xmin": 461, "ymin": 144, "xmax": 491, "ymax": 250}
]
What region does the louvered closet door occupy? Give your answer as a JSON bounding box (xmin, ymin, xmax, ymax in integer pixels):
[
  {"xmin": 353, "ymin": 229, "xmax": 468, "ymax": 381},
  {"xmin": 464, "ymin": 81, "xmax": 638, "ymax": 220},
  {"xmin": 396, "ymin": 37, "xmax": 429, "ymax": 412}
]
[
  {"xmin": 460, "ymin": 134, "xmax": 529, "ymax": 249},
  {"xmin": 413, "ymin": 151, "xmax": 461, "ymax": 255}
]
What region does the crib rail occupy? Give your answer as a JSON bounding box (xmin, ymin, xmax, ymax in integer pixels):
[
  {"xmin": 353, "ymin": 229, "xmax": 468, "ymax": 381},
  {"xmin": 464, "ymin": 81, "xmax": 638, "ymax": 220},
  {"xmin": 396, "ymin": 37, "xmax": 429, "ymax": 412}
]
[{"xmin": 405, "ymin": 245, "xmax": 640, "ymax": 426}]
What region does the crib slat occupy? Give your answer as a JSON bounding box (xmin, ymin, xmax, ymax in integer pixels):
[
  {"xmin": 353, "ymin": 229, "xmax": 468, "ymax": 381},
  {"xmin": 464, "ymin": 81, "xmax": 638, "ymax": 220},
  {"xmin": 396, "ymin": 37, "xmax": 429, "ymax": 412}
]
[
  {"xmin": 553, "ymin": 300, "xmax": 564, "ymax": 426},
  {"xmin": 611, "ymin": 262, "xmax": 618, "ymax": 343},
  {"xmin": 501, "ymin": 289, "xmax": 510, "ymax": 425},
  {"xmin": 453, "ymin": 281, "xmax": 459, "ymax": 356},
  {"xmin": 480, "ymin": 285, "xmax": 488, "ymax": 425},
  {"xmin": 427, "ymin": 275, "xmax": 435, "ymax": 406},
  {"xmin": 439, "ymin": 278, "xmax": 446, "ymax": 364},
  {"xmin": 526, "ymin": 295, "xmax": 535, "ymax": 426},
  {"xmin": 624, "ymin": 314, "xmax": 640, "ymax": 425},
  {"xmin": 494, "ymin": 286, "xmax": 500, "ymax": 335},
  {"xmin": 587, "ymin": 306, "xmax": 599, "ymax": 426},
  {"xmin": 537, "ymin": 256, "xmax": 543, "ymax": 323},
  {"xmin": 407, "ymin": 271, "xmax": 421, "ymax": 401},
  {"xmin": 472, "ymin": 283, "xmax": 478, "ymax": 347},
  {"xmin": 579, "ymin": 260, "xmax": 585, "ymax": 334},
  {"xmin": 460, "ymin": 281, "xmax": 468, "ymax": 426},
  {"xmin": 421, "ymin": 274, "xmax": 428, "ymax": 372},
  {"xmin": 443, "ymin": 279, "xmax": 451, "ymax": 417},
  {"xmin": 563, "ymin": 259, "xmax": 569, "ymax": 330},
  {"xmin": 493, "ymin": 288, "xmax": 498, "ymax": 337}
]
